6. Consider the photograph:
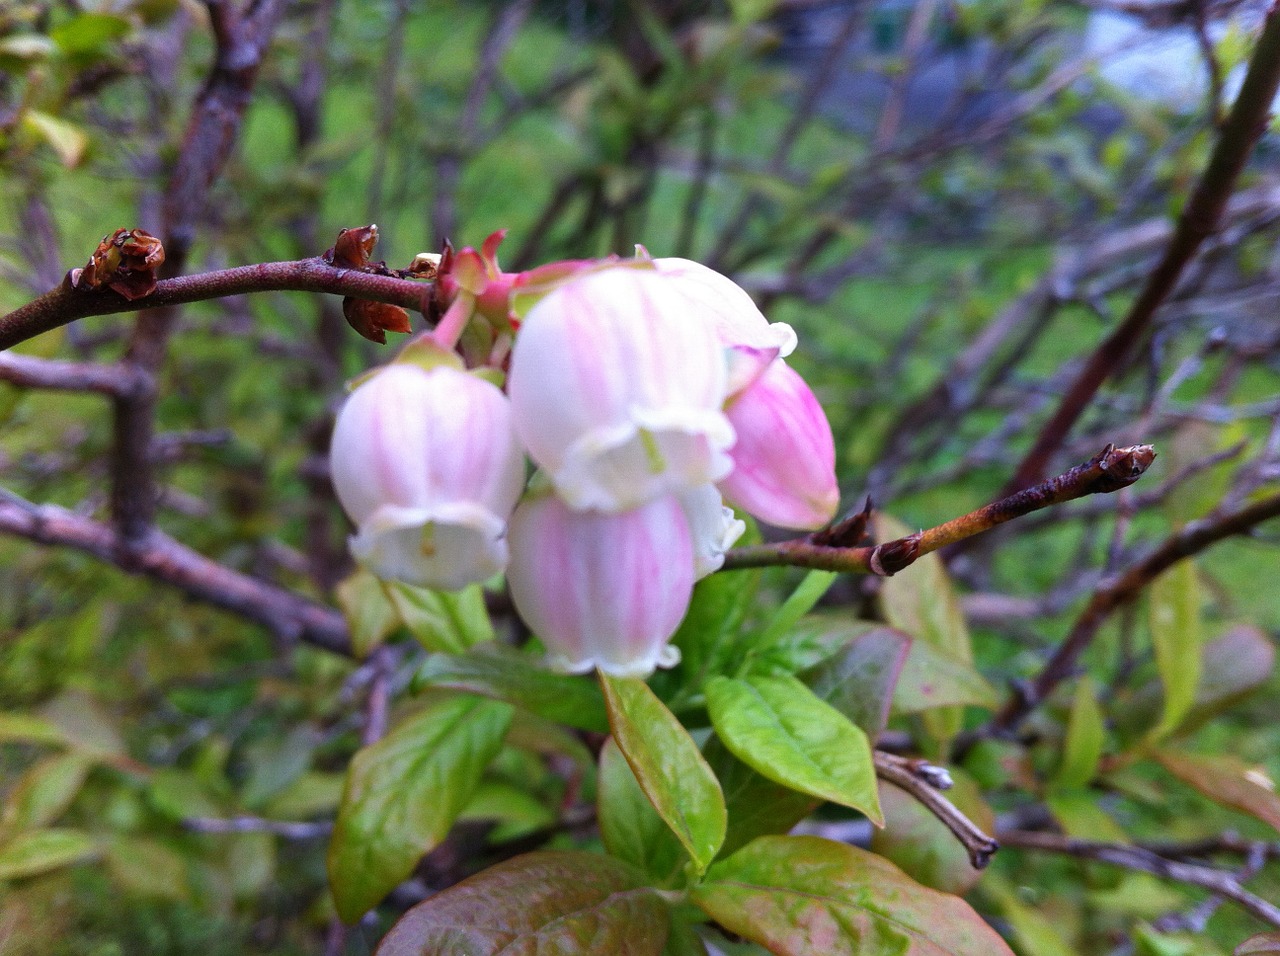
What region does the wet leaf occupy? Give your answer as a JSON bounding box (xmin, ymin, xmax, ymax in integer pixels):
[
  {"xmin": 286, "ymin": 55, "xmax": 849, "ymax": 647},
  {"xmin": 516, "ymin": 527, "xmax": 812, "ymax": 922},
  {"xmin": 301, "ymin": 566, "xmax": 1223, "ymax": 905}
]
[
  {"xmin": 327, "ymin": 695, "xmax": 513, "ymax": 922},
  {"xmin": 600, "ymin": 674, "xmax": 726, "ymax": 873},
  {"xmin": 376, "ymin": 851, "xmax": 670, "ymax": 955},
  {"xmin": 691, "ymin": 835, "xmax": 1015, "ymax": 955}
]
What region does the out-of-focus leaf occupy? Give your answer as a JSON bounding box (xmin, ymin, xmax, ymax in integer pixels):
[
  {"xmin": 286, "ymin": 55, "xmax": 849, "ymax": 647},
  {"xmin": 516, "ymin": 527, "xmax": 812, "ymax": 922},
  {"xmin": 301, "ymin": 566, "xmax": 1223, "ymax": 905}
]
[
  {"xmin": 1046, "ymin": 791, "xmax": 1129, "ymax": 843},
  {"xmin": 727, "ymin": 0, "xmax": 780, "ymax": 27},
  {"xmin": 49, "ymin": 12, "xmax": 131, "ymax": 55},
  {"xmin": 241, "ymin": 723, "xmax": 321, "ymax": 809},
  {"xmin": 600, "ymin": 674, "xmax": 726, "ymax": 874},
  {"xmin": 0, "ymin": 713, "xmax": 68, "ymax": 747},
  {"xmin": 414, "ymin": 642, "xmax": 608, "ymax": 732},
  {"xmin": 327, "ymin": 695, "xmax": 513, "ymax": 922},
  {"xmin": 262, "ymin": 772, "xmax": 344, "ymax": 821},
  {"xmin": 0, "ymin": 752, "xmax": 92, "ymax": 835},
  {"xmin": 387, "ymin": 582, "xmax": 493, "ymax": 653},
  {"xmin": 1163, "ymin": 421, "xmax": 1243, "ymax": 527},
  {"xmin": 598, "ymin": 737, "xmax": 685, "ymax": 883},
  {"xmin": 987, "ymin": 874, "xmax": 1076, "ymax": 956},
  {"xmin": 1151, "ymin": 750, "xmax": 1280, "ymax": 833},
  {"xmin": 21, "ymin": 111, "xmax": 89, "ymax": 168},
  {"xmin": 869, "ymin": 771, "xmax": 994, "ymax": 895},
  {"xmin": 1237, "ymin": 932, "xmax": 1280, "ymax": 954},
  {"xmin": 147, "ymin": 768, "xmax": 223, "ymax": 822},
  {"xmin": 375, "ymin": 851, "xmax": 670, "ymax": 956},
  {"xmin": 703, "ymin": 736, "xmax": 817, "ymax": 859},
  {"xmin": 105, "ymin": 835, "xmax": 190, "ymax": 901},
  {"xmin": 752, "ymin": 570, "xmax": 839, "ymax": 653},
  {"xmin": 335, "ymin": 569, "xmax": 399, "ymax": 658},
  {"xmin": 1148, "ymin": 560, "xmax": 1202, "ymax": 741},
  {"xmin": 0, "ymin": 35, "xmax": 55, "ymax": 61},
  {"xmin": 705, "ymin": 674, "xmax": 881, "ymax": 825},
  {"xmin": 876, "ymin": 513, "xmax": 973, "ymax": 743},
  {"xmin": 226, "ymin": 831, "xmax": 275, "ymax": 900},
  {"xmin": 751, "ymin": 613, "xmax": 863, "ymax": 676},
  {"xmin": 0, "ymin": 828, "xmax": 99, "ymax": 880},
  {"xmin": 460, "ymin": 780, "xmax": 555, "ymax": 842},
  {"xmin": 892, "ymin": 639, "xmax": 998, "ymax": 714},
  {"xmin": 691, "ymin": 835, "xmax": 1015, "ymax": 955},
  {"xmin": 671, "ymin": 554, "xmax": 761, "ymax": 687},
  {"xmin": 1052, "ymin": 677, "xmax": 1105, "ymax": 790},
  {"xmin": 803, "ymin": 623, "xmax": 910, "ymax": 739},
  {"xmin": 38, "ymin": 690, "xmax": 125, "ymax": 759}
]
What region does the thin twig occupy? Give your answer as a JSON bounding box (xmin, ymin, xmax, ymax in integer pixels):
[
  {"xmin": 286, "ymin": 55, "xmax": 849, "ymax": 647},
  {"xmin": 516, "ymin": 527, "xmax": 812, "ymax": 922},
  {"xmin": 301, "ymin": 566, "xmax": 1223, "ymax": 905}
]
[
  {"xmin": 875, "ymin": 751, "xmax": 999, "ymax": 869},
  {"xmin": 0, "ymin": 353, "xmax": 151, "ymax": 396},
  {"xmin": 723, "ymin": 444, "xmax": 1156, "ymax": 575},
  {"xmin": 999, "ymin": 829, "xmax": 1280, "ymax": 928},
  {"xmin": 183, "ymin": 815, "xmax": 332, "ymax": 839}
]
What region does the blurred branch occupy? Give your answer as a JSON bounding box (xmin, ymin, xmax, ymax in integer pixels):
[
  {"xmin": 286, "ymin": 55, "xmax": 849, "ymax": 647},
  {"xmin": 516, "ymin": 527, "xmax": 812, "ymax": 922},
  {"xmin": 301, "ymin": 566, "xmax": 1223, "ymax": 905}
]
[
  {"xmin": 0, "ymin": 491, "xmax": 353, "ymax": 657},
  {"xmin": 989, "ymin": 490, "xmax": 1280, "ymax": 735},
  {"xmin": 183, "ymin": 815, "xmax": 332, "ymax": 839},
  {"xmin": 723, "ymin": 443, "xmax": 1155, "ymax": 574},
  {"xmin": 874, "ymin": 751, "xmax": 999, "ymax": 868},
  {"xmin": 999, "ymin": 829, "xmax": 1280, "ymax": 928},
  {"xmin": 1004, "ymin": 1, "xmax": 1280, "ymax": 493},
  {"xmin": 0, "ymin": 353, "xmax": 151, "ymax": 396},
  {"xmin": 0, "ymin": 257, "xmax": 433, "ymax": 352}
]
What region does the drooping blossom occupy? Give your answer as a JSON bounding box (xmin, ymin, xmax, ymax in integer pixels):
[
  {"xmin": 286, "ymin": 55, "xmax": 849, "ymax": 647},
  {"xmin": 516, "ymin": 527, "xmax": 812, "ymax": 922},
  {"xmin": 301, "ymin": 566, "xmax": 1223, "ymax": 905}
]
[
  {"xmin": 679, "ymin": 484, "xmax": 746, "ymax": 579},
  {"xmin": 508, "ymin": 265, "xmax": 735, "ymax": 512},
  {"xmin": 719, "ymin": 359, "xmax": 839, "ymax": 531},
  {"xmin": 505, "ymin": 491, "xmax": 695, "ymax": 677},
  {"xmin": 330, "ymin": 362, "xmax": 526, "ymax": 590}
]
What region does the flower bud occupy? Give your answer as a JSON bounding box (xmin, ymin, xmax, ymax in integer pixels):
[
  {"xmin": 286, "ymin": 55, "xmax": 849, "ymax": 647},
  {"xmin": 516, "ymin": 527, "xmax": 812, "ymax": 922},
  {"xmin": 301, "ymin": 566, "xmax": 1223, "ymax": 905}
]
[
  {"xmin": 719, "ymin": 359, "xmax": 839, "ymax": 531},
  {"xmin": 679, "ymin": 484, "xmax": 746, "ymax": 579},
  {"xmin": 506, "ymin": 492, "xmax": 695, "ymax": 677},
  {"xmin": 508, "ymin": 266, "xmax": 734, "ymax": 512},
  {"xmin": 330, "ymin": 363, "xmax": 526, "ymax": 590}
]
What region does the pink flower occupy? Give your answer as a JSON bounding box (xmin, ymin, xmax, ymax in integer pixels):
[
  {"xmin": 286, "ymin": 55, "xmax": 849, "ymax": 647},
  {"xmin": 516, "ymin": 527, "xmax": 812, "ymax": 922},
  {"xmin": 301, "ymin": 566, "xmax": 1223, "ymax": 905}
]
[
  {"xmin": 508, "ymin": 265, "xmax": 734, "ymax": 512},
  {"xmin": 718, "ymin": 359, "xmax": 839, "ymax": 531},
  {"xmin": 679, "ymin": 485, "xmax": 746, "ymax": 579},
  {"xmin": 505, "ymin": 491, "xmax": 695, "ymax": 677},
  {"xmin": 330, "ymin": 363, "xmax": 526, "ymax": 590}
]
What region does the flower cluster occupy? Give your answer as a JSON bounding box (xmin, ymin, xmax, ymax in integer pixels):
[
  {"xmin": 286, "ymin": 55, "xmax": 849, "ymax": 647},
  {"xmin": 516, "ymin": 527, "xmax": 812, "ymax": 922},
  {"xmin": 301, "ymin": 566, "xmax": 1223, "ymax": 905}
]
[{"xmin": 330, "ymin": 245, "xmax": 838, "ymax": 677}]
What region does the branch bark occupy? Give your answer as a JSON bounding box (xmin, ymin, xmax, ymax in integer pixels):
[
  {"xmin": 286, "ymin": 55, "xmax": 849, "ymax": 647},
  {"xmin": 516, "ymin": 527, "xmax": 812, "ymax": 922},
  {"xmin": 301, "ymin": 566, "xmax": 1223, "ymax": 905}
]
[{"xmin": 874, "ymin": 751, "xmax": 999, "ymax": 868}]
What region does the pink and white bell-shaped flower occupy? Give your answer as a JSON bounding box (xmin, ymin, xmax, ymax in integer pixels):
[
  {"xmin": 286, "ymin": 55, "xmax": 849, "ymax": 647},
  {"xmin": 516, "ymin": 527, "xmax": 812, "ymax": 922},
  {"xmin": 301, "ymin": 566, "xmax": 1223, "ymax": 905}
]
[
  {"xmin": 508, "ymin": 265, "xmax": 735, "ymax": 512},
  {"xmin": 505, "ymin": 490, "xmax": 695, "ymax": 677},
  {"xmin": 719, "ymin": 359, "xmax": 839, "ymax": 531},
  {"xmin": 652, "ymin": 256, "xmax": 797, "ymax": 397},
  {"xmin": 679, "ymin": 485, "xmax": 746, "ymax": 580},
  {"xmin": 330, "ymin": 362, "xmax": 526, "ymax": 590}
]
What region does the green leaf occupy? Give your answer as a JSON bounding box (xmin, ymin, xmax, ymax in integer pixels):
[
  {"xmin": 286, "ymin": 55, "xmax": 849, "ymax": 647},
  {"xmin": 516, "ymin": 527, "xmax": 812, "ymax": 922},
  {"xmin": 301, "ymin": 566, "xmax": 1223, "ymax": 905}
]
[
  {"xmin": 876, "ymin": 513, "xmax": 973, "ymax": 743},
  {"xmin": 671, "ymin": 561, "xmax": 761, "ymax": 688},
  {"xmin": 414, "ymin": 642, "xmax": 609, "ymax": 732},
  {"xmin": 388, "ymin": 582, "xmax": 494, "ymax": 653},
  {"xmin": 0, "ymin": 828, "xmax": 99, "ymax": 880},
  {"xmin": 105, "ymin": 835, "xmax": 190, "ymax": 901},
  {"xmin": 335, "ymin": 569, "xmax": 400, "ymax": 658},
  {"xmin": 703, "ymin": 736, "xmax": 818, "ymax": 859},
  {"xmin": 750, "ymin": 613, "xmax": 863, "ymax": 677},
  {"xmin": 600, "ymin": 674, "xmax": 726, "ymax": 874},
  {"xmin": 1148, "ymin": 560, "xmax": 1202, "ymax": 741},
  {"xmin": 598, "ymin": 738, "xmax": 685, "ymax": 883},
  {"xmin": 327, "ymin": 695, "xmax": 513, "ymax": 922},
  {"xmin": 38, "ymin": 690, "xmax": 125, "ymax": 758},
  {"xmin": 50, "ymin": 12, "xmax": 131, "ymax": 55},
  {"xmin": 0, "ymin": 752, "xmax": 92, "ymax": 835},
  {"xmin": 986, "ymin": 874, "xmax": 1076, "ymax": 956},
  {"xmin": 691, "ymin": 835, "xmax": 1015, "ymax": 955},
  {"xmin": 240, "ymin": 723, "xmax": 322, "ymax": 810},
  {"xmin": 1052, "ymin": 677, "xmax": 1105, "ymax": 790},
  {"xmin": 459, "ymin": 781, "xmax": 556, "ymax": 842},
  {"xmin": 753, "ymin": 570, "xmax": 839, "ymax": 653},
  {"xmin": 1046, "ymin": 791, "xmax": 1129, "ymax": 843},
  {"xmin": 705, "ymin": 674, "xmax": 882, "ymax": 825},
  {"xmin": 1150, "ymin": 749, "xmax": 1280, "ymax": 833},
  {"xmin": 0, "ymin": 713, "xmax": 68, "ymax": 747},
  {"xmin": 803, "ymin": 624, "xmax": 911, "ymax": 739},
  {"xmin": 375, "ymin": 851, "xmax": 670, "ymax": 956},
  {"xmin": 870, "ymin": 771, "xmax": 994, "ymax": 895},
  {"xmin": 892, "ymin": 639, "xmax": 998, "ymax": 714},
  {"xmin": 21, "ymin": 110, "xmax": 88, "ymax": 168}
]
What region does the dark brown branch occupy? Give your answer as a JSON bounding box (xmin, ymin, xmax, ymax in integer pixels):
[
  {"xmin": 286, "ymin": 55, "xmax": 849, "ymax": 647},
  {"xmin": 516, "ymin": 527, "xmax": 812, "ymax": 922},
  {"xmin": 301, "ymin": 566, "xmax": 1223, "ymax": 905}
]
[
  {"xmin": 0, "ymin": 493, "xmax": 353, "ymax": 658},
  {"xmin": 0, "ymin": 258, "xmax": 433, "ymax": 352},
  {"xmin": 990, "ymin": 490, "xmax": 1280, "ymax": 734},
  {"xmin": 722, "ymin": 444, "xmax": 1155, "ymax": 575},
  {"xmin": 999, "ymin": 829, "xmax": 1280, "ymax": 928},
  {"xmin": 874, "ymin": 751, "xmax": 999, "ymax": 869},
  {"xmin": 1004, "ymin": 1, "xmax": 1280, "ymax": 493}
]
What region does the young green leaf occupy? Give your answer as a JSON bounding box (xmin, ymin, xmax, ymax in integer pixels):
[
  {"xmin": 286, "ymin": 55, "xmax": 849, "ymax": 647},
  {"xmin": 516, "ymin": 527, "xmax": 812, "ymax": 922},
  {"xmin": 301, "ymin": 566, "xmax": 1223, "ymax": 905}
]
[
  {"xmin": 691, "ymin": 835, "xmax": 1015, "ymax": 955},
  {"xmin": 669, "ymin": 559, "xmax": 761, "ymax": 689},
  {"xmin": 1147, "ymin": 560, "xmax": 1203, "ymax": 741},
  {"xmin": 0, "ymin": 752, "xmax": 92, "ymax": 836},
  {"xmin": 414, "ymin": 642, "xmax": 609, "ymax": 733},
  {"xmin": 327, "ymin": 694, "xmax": 513, "ymax": 922},
  {"xmin": 375, "ymin": 851, "xmax": 670, "ymax": 956},
  {"xmin": 803, "ymin": 624, "xmax": 911, "ymax": 739},
  {"xmin": 600, "ymin": 674, "xmax": 726, "ymax": 873},
  {"xmin": 335, "ymin": 569, "xmax": 400, "ymax": 658},
  {"xmin": 891, "ymin": 639, "xmax": 998, "ymax": 715},
  {"xmin": 0, "ymin": 828, "xmax": 99, "ymax": 880},
  {"xmin": 705, "ymin": 674, "xmax": 882, "ymax": 825},
  {"xmin": 1052, "ymin": 677, "xmax": 1105, "ymax": 791},
  {"xmin": 598, "ymin": 737, "xmax": 685, "ymax": 883},
  {"xmin": 752, "ymin": 570, "xmax": 839, "ymax": 653},
  {"xmin": 387, "ymin": 582, "xmax": 494, "ymax": 654},
  {"xmin": 703, "ymin": 736, "xmax": 818, "ymax": 859}
]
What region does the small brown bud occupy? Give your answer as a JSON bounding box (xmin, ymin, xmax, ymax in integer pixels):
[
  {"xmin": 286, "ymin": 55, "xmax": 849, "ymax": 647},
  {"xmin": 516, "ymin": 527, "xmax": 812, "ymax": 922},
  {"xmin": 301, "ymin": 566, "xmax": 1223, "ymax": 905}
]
[
  {"xmin": 868, "ymin": 531, "xmax": 923, "ymax": 576},
  {"xmin": 326, "ymin": 225, "xmax": 379, "ymax": 269},
  {"xmin": 1092, "ymin": 443, "xmax": 1156, "ymax": 493},
  {"xmin": 342, "ymin": 296, "xmax": 412, "ymax": 344},
  {"xmin": 811, "ymin": 496, "xmax": 873, "ymax": 547},
  {"xmin": 75, "ymin": 228, "xmax": 165, "ymax": 300}
]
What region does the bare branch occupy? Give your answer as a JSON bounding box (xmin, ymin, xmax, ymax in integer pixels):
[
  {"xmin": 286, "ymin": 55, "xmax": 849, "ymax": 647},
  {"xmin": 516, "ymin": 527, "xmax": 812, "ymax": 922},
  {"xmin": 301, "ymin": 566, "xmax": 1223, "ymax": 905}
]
[
  {"xmin": 875, "ymin": 751, "xmax": 999, "ymax": 869},
  {"xmin": 0, "ymin": 353, "xmax": 151, "ymax": 397}
]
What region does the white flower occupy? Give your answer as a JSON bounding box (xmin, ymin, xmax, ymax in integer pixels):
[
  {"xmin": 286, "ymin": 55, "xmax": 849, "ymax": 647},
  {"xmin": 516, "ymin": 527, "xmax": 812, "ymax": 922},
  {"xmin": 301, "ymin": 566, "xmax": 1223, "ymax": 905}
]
[{"xmin": 679, "ymin": 484, "xmax": 746, "ymax": 579}]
